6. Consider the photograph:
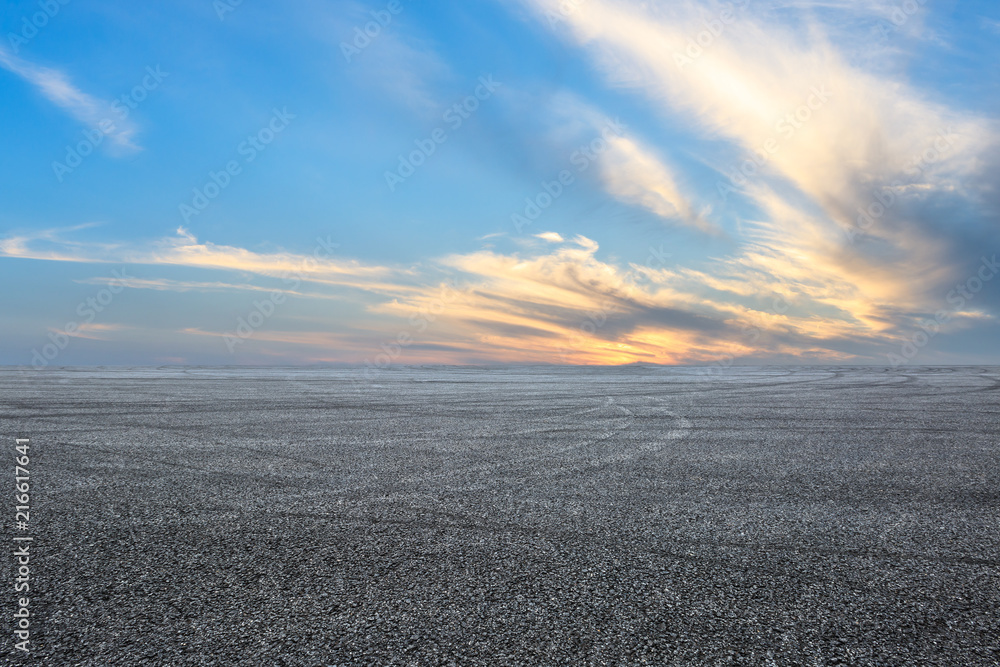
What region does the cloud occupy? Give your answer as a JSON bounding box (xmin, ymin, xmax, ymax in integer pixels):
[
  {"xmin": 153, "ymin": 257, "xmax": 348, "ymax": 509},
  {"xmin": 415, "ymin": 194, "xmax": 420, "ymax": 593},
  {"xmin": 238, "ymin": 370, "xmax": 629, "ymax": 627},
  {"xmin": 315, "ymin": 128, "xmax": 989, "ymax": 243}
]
[
  {"xmin": 60, "ymin": 322, "xmax": 131, "ymax": 341},
  {"xmin": 540, "ymin": 91, "xmax": 715, "ymax": 232},
  {"xmin": 4, "ymin": 2, "xmax": 996, "ymax": 366},
  {"xmin": 0, "ymin": 46, "xmax": 140, "ymax": 151},
  {"xmin": 75, "ymin": 276, "xmax": 352, "ymax": 301},
  {"xmin": 3, "ymin": 224, "xmax": 868, "ymax": 364},
  {"xmin": 598, "ymin": 134, "xmax": 717, "ymax": 234},
  {"xmin": 5, "ymin": 219, "xmax": 994, "ymax": 364},
  {"xmin": 515, "ymin": 0, "xmax": 1000, "ymax": 353},
  {"xmin": 2, "ymin": 226, "xmax": 408, "ymax": 294},
  {"xmin": 535, "ymin": 231, "xmax": 565, "ymax": 242},
  {"xmin": 427, "ymin": 233, "xmax": 915, "ymax": 364}
]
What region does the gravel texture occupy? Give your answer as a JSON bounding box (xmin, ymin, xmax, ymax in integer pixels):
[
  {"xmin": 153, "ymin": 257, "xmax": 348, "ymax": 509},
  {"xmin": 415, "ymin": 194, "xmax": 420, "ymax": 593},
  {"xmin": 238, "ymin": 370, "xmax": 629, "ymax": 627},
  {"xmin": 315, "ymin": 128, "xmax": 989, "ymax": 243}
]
[{"xmin": 2, "ymin": 365, "xmax": 999, "ymax": 665}]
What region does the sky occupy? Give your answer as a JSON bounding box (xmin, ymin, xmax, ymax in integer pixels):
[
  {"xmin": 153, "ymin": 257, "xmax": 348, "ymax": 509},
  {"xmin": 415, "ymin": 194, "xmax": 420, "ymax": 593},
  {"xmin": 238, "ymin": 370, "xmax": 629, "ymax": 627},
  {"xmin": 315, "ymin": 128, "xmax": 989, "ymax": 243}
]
[{"xmin": 1, "ymin": 0, "xmax": 998, "ymax": 368}]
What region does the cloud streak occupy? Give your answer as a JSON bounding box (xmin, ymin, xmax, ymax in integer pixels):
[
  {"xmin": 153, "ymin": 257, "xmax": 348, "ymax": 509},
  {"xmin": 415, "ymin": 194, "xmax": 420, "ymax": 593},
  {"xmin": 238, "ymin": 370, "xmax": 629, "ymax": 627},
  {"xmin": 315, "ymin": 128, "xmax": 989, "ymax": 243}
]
[
  {"xmin": 2, "ymin": 226, "xmax": 410, "ymax": 295},
  {"xmin": 0, "ymin": 46, "xmax": 140, "ymax": 150}
]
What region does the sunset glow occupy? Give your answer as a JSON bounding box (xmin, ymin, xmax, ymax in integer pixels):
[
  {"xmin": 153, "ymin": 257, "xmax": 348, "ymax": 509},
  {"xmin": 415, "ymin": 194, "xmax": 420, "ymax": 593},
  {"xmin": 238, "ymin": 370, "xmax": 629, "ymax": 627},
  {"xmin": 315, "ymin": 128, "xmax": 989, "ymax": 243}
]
[{"xmin": 2, "ymin": 1, "xmax": 997, "ymax": 367}]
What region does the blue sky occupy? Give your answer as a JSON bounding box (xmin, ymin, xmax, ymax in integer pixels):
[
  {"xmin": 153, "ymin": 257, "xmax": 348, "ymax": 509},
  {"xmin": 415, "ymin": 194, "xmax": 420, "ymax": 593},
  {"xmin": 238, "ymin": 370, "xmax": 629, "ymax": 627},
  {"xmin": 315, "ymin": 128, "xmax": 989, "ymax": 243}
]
[{"xmin": 2, "ymin": 0, "xmax": 998, "ymax": 367}]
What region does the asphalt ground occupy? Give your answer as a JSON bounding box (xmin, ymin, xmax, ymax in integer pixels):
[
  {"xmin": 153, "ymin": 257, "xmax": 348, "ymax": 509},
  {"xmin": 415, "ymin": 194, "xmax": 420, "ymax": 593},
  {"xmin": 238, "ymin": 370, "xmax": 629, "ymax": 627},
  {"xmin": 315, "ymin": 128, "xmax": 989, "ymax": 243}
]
[{"xmin": 2, "ymin": 366, "xmax": 998, "ymax": 665}]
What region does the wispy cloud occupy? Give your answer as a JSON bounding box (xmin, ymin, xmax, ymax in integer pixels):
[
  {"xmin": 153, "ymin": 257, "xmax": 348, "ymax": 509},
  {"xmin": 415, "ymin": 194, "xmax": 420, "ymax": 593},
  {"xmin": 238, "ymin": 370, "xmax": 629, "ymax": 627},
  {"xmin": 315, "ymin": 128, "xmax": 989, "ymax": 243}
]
[
  {"xmin": 0, "ymin": 46, "xmax": 140, "ymax": 150},
  {"xmin": 541, "ymin": 91, "xmax": 716, "ymax": 232},
  {"xmin": 75, "ymin": 276, "xmax": 353, "ymax": 301},
  {"xmin": 58, "ymin": 322, "xmax": 131, "ymax": 341},
  {"xmin": 516, "ymin": 0, "xmax": 999, "ymax": 347},
  {"xmin": 2, "ymin": 226, "xmax": 409, "ymax": 294},
  {"xmin": 598, "ymin": 134, "xmax": 717, "ymax": 234}
]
